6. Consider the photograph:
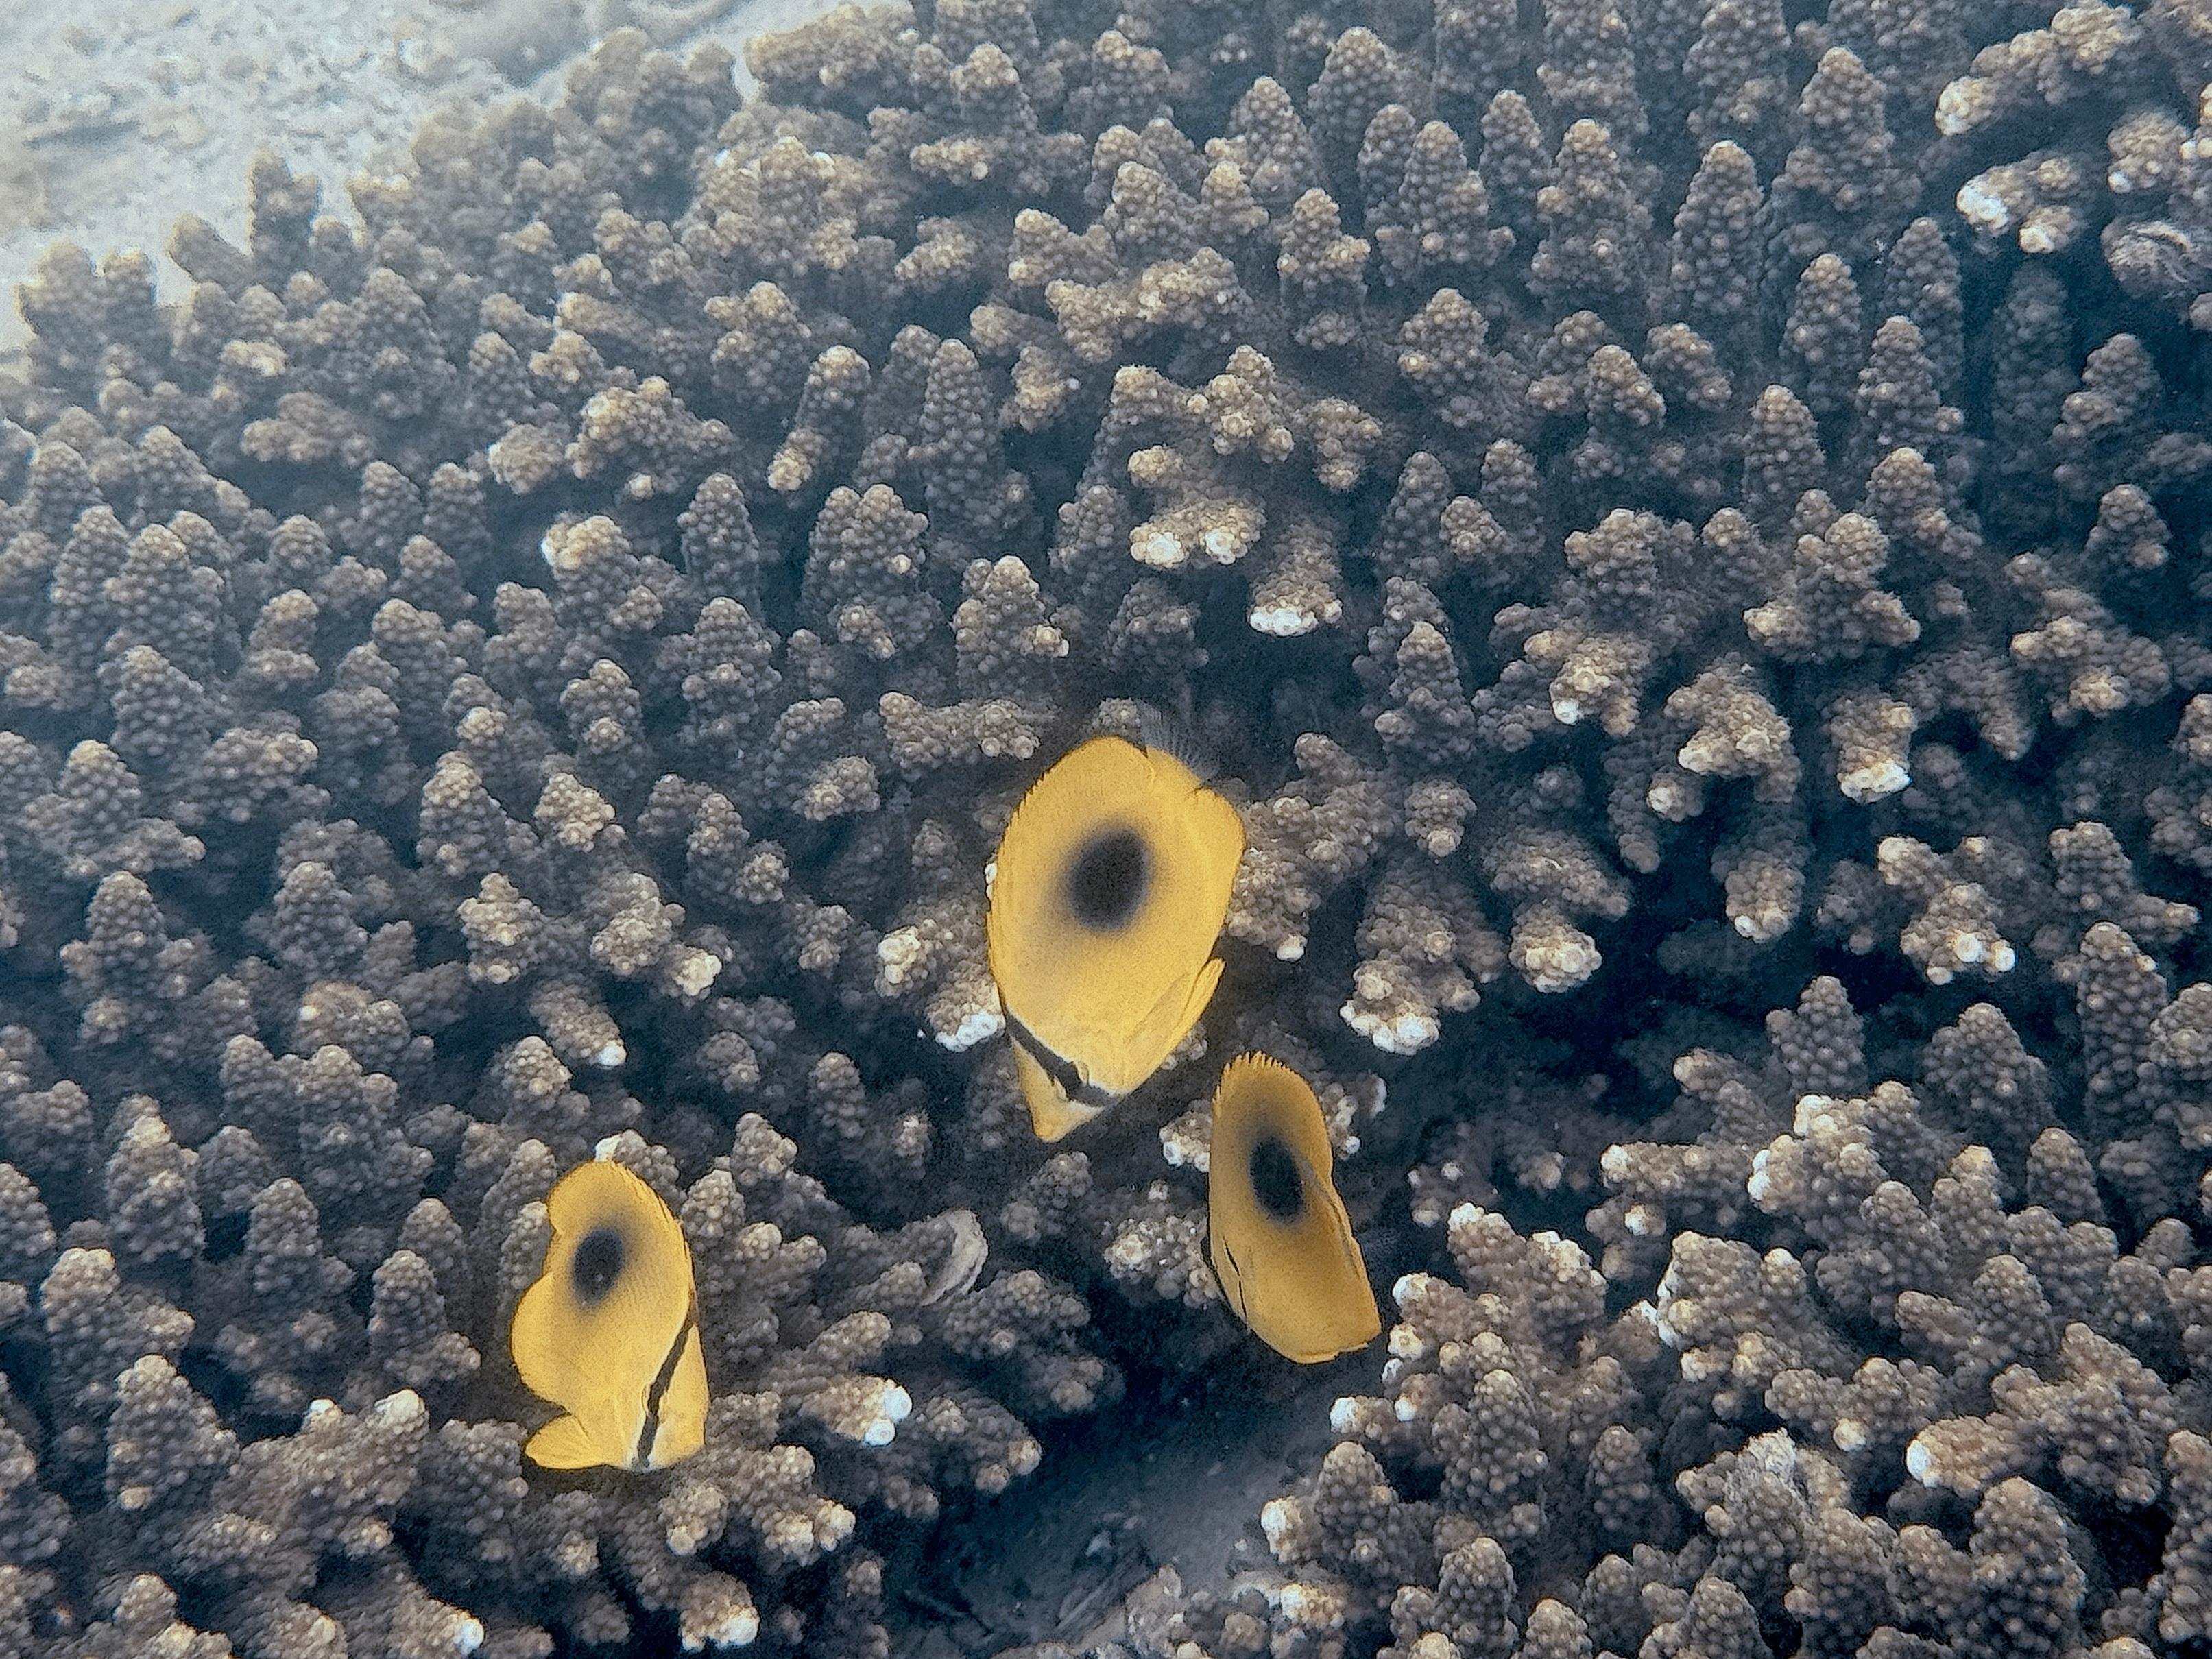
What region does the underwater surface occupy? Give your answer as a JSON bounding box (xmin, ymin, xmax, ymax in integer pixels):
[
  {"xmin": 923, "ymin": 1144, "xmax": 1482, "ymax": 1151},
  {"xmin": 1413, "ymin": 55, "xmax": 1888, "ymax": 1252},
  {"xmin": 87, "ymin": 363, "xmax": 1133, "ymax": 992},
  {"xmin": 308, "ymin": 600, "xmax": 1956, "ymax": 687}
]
[{"xmin": 4, "ymin": 0, "xmax": 2212, "ymax": 1655}]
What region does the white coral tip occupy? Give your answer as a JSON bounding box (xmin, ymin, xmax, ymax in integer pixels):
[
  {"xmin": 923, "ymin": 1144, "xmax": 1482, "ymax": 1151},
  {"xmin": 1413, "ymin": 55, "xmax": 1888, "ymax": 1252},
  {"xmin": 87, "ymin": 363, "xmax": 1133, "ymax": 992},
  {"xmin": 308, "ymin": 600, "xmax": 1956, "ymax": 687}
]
[
  {"xmin": 939, "ymin": 1008, "xmax": 1004, "ymax": 1051},
  {"xmin": 1840, "ymin": 760, "xmax": 1908, "ymax": 802},
  {"xmin": 1905, "ymin": 1435, "xmax": 1937, "ymax": 1484},
  {"xmin": 1249, "ymin": 603, "xmax": 1316, "ymax": 636}
]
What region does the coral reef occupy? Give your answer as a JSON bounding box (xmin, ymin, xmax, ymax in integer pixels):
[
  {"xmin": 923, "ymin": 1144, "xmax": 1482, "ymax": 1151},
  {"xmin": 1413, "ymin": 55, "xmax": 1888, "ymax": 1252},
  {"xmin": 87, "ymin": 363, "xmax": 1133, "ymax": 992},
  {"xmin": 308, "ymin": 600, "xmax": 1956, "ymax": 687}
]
[{"xmin": 3, "ymin": 0, "xmax": 2212, "ymax": 1654}]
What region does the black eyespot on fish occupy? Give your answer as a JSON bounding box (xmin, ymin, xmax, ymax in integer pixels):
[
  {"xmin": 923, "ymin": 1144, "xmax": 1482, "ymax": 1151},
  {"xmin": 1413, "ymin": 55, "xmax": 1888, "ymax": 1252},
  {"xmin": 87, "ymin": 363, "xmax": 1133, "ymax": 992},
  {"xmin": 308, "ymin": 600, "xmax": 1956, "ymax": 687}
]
[
  {"xmin": 1249, "ymin": 1133, "xmax": 1306, "ymax": 1221},
  {"xmin": 1066, "ymin": 827, "xmax": 1149, "ymax": 930},
  {"xmin": 571, "ymin": 1226, "xmax": 625, "ymax": 1303}
]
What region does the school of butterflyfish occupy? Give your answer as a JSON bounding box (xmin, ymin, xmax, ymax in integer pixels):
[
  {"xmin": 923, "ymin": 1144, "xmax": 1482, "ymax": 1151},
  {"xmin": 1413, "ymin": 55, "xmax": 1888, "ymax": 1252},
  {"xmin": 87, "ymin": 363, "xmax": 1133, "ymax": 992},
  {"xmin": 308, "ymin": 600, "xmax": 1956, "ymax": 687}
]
[{"xmin": 511, "ymin": 731, "xmax": 1380, "ymax": 1471}]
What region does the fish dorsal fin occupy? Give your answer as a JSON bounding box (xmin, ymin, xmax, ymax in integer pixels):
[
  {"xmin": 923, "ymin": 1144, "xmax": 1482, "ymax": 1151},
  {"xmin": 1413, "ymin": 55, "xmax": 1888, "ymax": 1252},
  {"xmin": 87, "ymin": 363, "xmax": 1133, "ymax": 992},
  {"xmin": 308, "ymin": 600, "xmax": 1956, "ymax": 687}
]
[{"xmin": 1138, "ymin": 705, "xmax": 1217, "ymax": 783}]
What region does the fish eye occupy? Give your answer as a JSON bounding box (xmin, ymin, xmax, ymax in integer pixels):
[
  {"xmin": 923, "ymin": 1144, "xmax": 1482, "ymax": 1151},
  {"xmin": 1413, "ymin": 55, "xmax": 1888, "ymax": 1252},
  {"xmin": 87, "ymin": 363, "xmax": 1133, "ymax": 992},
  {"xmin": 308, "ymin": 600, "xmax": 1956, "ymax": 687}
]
[
  {"xmin": 1065, "ymin": 827, "xmax": 1149, "ymax": 930},
  {"xmin": 570, "ymin": 1225, "xmax": 626, "ymax": 1303},
  {"xmin": 1249, "ymin": 1133, "xmax": 1305, "ymax": 1221}
]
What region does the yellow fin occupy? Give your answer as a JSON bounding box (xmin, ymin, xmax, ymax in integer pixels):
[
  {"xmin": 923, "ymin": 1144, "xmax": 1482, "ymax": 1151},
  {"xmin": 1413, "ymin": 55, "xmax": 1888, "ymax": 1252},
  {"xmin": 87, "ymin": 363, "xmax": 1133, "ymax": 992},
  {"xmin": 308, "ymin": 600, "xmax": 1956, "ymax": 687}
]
[
  {"xmin": 987, "ymin": 736, "xmax": 1245, "ymax": 1138},
  {"xmin": 1013, "ymin": 1039, "xmax": 1106, "ymax": 1143},
  {"xmin": 1131, "ymin": 953, "xmax": 1226, "ymax": 1086},
  {"xmin": 1207, "ymin": 1054, "xmax": 1380, "ymax": 1364},
  {"xmin": 524, "ymin": 1412, "xmax": 616, "ymax": 1470},
  {"xmin": 510, "ymin": 1159, "xmax": 708, "ymax": 1470}
]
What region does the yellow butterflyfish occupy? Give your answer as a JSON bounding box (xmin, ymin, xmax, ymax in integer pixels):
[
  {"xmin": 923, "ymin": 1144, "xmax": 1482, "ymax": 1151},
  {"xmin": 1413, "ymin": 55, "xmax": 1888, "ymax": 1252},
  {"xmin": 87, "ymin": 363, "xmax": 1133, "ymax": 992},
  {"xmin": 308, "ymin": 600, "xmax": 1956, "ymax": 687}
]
[
  {"xmin": 509, "ymin": 1159, "xmax": 708, "ymax": 1470},
  {"xmin": 985, "ymin": 734, "xmax": 1245, "ymax": 1141},
  {"xmin": 1207, "ymin": 1053, "xmax": 1380, "ymax": 1364}
]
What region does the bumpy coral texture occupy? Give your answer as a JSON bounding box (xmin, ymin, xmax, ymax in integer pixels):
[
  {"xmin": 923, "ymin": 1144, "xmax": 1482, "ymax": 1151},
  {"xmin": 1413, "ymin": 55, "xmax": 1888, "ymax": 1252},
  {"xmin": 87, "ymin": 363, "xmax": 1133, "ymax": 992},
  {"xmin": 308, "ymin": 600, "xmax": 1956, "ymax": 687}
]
[{"xmin": 3, "ymin": 0, "xmax": 2212, "ymax": 1655}]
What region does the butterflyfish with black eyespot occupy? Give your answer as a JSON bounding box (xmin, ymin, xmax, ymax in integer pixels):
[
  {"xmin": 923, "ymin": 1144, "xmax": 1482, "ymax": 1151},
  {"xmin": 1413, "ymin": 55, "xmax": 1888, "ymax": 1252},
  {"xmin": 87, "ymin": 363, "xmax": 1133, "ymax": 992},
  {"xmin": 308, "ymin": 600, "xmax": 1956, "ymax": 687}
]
[
  {"xmin": 1207, "ymin": 1053, "xmax": 1381, "ymax": 1364},
  {"xmin": 509, "ymin": 1158, "xmax": 708, "ymax": 1470},
  {"xmin": 985, "ymin": 734, "xmax": 1245, "ymax": 1141}
]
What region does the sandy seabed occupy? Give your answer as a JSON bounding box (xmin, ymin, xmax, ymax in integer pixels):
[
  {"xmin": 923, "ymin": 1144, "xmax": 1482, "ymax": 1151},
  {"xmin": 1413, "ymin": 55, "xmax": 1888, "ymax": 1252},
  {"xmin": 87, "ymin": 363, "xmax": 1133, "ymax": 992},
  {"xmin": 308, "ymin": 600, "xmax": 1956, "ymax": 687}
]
[{"xmin": 0, "ymin": 0, "xmax": 837, "ymax": 356}]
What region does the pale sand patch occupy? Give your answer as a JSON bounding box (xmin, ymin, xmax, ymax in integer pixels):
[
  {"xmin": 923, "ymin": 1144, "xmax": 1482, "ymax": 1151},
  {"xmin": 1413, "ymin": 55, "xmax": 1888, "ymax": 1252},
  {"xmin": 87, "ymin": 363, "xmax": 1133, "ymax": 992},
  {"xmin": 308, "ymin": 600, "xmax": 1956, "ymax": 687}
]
[{"xmin": 0, "ymin": 0, "xmax": 843, "ymax": 357}]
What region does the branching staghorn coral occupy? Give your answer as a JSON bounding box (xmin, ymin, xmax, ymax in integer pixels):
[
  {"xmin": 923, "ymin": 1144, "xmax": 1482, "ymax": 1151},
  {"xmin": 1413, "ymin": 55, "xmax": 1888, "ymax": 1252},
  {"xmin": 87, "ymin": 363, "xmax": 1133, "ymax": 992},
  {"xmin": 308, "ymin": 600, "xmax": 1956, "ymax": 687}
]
[{"xmin": 3, "ymin": 0, "xmax": 2212, "ymax": 1654}]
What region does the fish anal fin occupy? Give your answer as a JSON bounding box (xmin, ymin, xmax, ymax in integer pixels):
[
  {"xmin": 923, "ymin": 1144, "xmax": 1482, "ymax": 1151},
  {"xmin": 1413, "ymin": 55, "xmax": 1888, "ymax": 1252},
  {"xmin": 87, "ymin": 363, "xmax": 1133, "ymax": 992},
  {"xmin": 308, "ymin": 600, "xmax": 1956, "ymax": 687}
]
[{"xmin": 525, "ymin": 1412, "xmax": 612, "ymax": 1470}]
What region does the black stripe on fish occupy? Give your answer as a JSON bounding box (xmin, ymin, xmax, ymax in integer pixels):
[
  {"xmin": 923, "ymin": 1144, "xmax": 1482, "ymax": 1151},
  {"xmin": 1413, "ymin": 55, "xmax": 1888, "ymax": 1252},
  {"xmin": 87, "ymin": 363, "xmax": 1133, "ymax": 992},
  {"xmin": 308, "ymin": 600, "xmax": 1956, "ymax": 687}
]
[
  {"xmin": 633, "ymin": 1297, "xmax": 699, "ymax": 1470},
  {"xmin": 1005, "ymin": 1010, "xmax": 1119, "ymax": 1109}
]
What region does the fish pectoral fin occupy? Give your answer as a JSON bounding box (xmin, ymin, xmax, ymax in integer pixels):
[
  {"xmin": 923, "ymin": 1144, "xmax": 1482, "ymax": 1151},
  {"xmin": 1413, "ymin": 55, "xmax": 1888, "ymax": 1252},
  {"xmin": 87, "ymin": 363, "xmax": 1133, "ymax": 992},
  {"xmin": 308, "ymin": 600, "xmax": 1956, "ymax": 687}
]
[
  {"xmin": 1118, "ymin": 955, "xmax": 1227, "ymax": 1091},
  {"xmin": 1306, "ymin": 1181, "xmax": 1382, "ymax": 1354},
  {"xmin": 1288, "ymin": 1145, "xmax": 1372, "ymax": 1291},
  {"xmin": 1217, "ymin": 1235, "xmax": 1247, "ymax": 1320},
  {"xmin": 1183, "ymin": 953, "xmax": 1226, "ymax": 1026},
  {"xmin": 525, "ymin": 1411, "xmax": 612, "ymax": 1470},
  {"xmin": 1331, "ymin": 1206, "xmax": 1367, "ymax": 1277},
  {"xmin": 1289, "ymin": 1147, "xmax": 1360, "ymax": 1266}
]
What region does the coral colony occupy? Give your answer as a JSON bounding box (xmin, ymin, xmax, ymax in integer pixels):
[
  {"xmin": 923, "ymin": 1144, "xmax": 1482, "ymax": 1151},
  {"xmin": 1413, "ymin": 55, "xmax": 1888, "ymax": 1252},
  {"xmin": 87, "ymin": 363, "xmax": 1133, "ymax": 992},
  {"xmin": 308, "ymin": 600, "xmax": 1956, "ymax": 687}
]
[{"xmin": 3, "ymin": 1, "xmax": 2212, "ymax": 1656}]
